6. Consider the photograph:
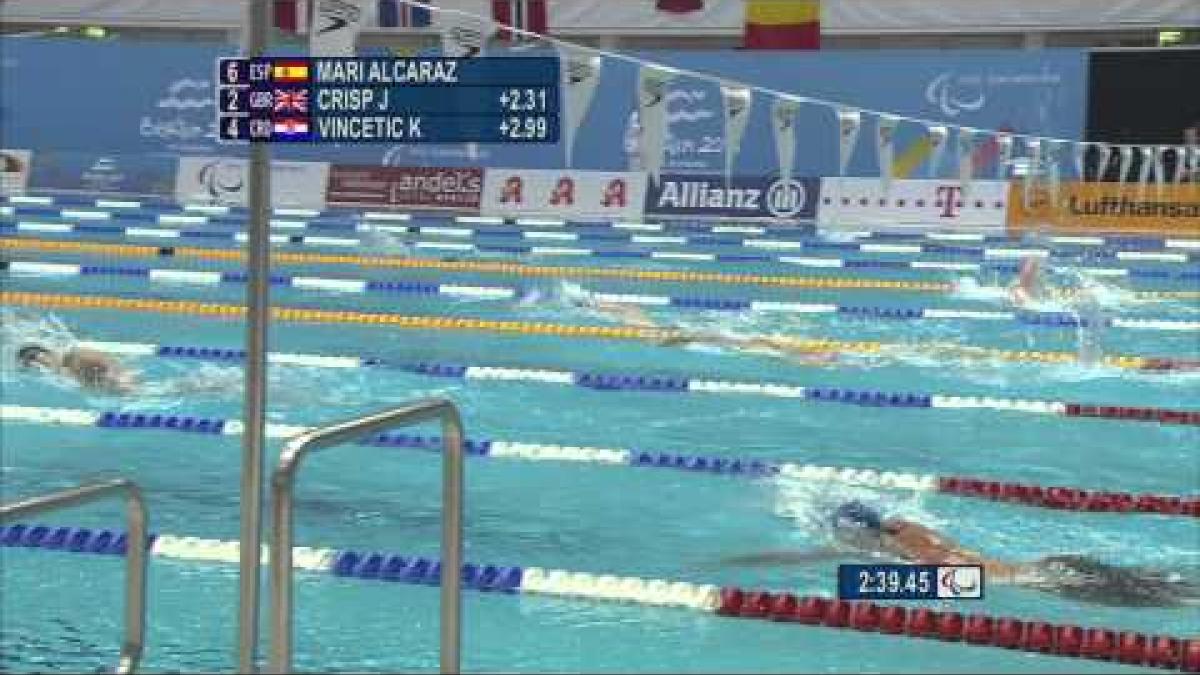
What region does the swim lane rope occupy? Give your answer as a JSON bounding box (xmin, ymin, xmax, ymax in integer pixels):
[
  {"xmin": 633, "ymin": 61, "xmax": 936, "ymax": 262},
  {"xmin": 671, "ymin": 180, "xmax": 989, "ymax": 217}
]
[
  {"xmin": 3, "ymin": 404, "xmax": 1196, "ymax": 517},
  {"xmin": 0, "ymin": 523, "xmax": 1196, "ymax": 671}
]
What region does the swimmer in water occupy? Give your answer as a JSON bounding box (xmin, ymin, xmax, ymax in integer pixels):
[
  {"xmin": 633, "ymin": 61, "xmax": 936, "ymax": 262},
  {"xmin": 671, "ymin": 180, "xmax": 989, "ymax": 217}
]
[
  {"xmin": 534, "ymin": 288, "xmax": 840, "ymax": 366},
  {"xmin": 724, "ymin": 501, "xmax": 1198, "ymax": 608},
  {"xmin": 1008, "ymin": 255, "xmax": 1047, "ymax": 308},
  {"xmin": 16, "ymin": 344, "xmax": 137, "ymax": 394}
]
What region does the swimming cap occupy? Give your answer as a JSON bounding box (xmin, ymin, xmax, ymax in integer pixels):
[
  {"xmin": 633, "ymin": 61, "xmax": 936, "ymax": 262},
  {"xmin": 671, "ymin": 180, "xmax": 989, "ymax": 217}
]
[
  {"xmin": 831, "ymin": 501, "xmax": 883, "ymax": 532},
  {"xmin": 16, "ymin": 344, "xmax": 50, "ymax": 367}
]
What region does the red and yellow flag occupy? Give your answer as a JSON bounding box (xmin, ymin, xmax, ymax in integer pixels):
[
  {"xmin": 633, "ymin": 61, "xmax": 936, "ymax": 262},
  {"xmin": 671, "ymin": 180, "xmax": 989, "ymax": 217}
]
[{"xmin": 744, "ymin": 0, "xmax": 820, "ymax": 50}]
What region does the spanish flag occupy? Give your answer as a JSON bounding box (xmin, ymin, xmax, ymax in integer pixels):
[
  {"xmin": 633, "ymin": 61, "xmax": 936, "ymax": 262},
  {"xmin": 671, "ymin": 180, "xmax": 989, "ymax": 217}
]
[
  {"xmin": 272, "ymin": 61, "xmax": 311, "ymax": 83},
  {"xmin": 744, "ymin": 0, "xmax": 820, "ymax": 50}
]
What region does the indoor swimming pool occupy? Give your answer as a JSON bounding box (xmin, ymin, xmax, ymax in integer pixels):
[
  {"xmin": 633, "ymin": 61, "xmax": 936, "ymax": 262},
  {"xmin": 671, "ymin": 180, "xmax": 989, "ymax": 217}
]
[{"xmin": 1, "ymin": 196, "xmax": 1198, "ymax": 673}]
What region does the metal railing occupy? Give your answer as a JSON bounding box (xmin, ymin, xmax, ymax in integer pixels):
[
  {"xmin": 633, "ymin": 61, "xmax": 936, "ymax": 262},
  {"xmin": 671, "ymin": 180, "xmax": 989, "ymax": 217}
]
[
  {"xmin": 0, "ymin": 479, "xmax": 149, "ymax": 674},
  {"xmin": 267, "ymin": 398, "xmax": 465, "ymax": 674}
]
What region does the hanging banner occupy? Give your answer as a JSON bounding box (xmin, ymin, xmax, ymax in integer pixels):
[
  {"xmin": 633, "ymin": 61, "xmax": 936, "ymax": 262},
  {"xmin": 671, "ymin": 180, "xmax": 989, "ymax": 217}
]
[
  {"xmin": 438, "ymin": 7, "xmax": 492, "ymax": 159},
  {"xmin": 995, "ymin": 134, "xmax": 1013, "ymax": 179},
  {"xmin": 1072, "ymin": 142, "xmax": 1087, "ymax": 182},
  {"xmin": 1096, "ymin": 143, "xmax": 1112, "ymax": 182},
  {"xmin": 438, "ymin": 6, "xmax": 491, "ymax": 57},
  {"xmin": 956, "ymin": 128, "xmax": 975, "ymax": 195},
  {"xmin": 1173, "ymin": 146, "xmax": 1188, "ymax": 184},
  {"xmin": 836, "ymin": 108, "xmax": 861, "ymax": 177},
  {"xmin": 638, "ymin": 65, "xmax": 676, "ymax": 184},
  {"xmin": 1153, "ymin": 146, "xmax": 1169, "ymax": 185},
  {"xmin": 721, "ymin": 85, "xmax": 753, "ymax": 183},
  {"xmin": 772, "ymin": 98, "xmax": 800, "ymax": 186},
  {"xmin": 1137, "ymin": 146, "xmax": 1153, "ymax": 186},
  {"xmin": 1022, "ymin": 137, "xmax": 1042, "ymax": 208},
  {"xmin": 1117, "ymin": 145, "xmax": 1134, "ymax": 183},
  {"xmin": 925, "ymin": 124, "xmax": 948, "ymax": 178},
  {"xmin": 875, "ymin": 114, "xmax": 899, "ymax": 192},
  {"xmin": 310, "ymin": 0, "xmax": 369, "ymax": 57},
  {"xmin": 558, "ymin": 46, "xmax": 602, "ymax": 169},
  {"xmin": 1045, "ymin": 139, "xmax": 1063, "ymax": 199}
]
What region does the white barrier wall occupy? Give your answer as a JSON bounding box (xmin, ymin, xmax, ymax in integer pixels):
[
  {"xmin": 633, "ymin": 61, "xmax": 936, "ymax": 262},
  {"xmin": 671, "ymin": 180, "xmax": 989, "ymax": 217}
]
[
  {"xmin": 817, "ymin": 178, "xmax": 1009, "ymax": 233},
  {"xmin": 1, "ymin": 149, "xmax": 33, "ymax": 196},
  {"xmin": 175, "ymin": 157, "xmax": 331, "ymax": 209},
  {"xmin": 481, "ymin": 169, "xmax": 647, "ymax": 221}
]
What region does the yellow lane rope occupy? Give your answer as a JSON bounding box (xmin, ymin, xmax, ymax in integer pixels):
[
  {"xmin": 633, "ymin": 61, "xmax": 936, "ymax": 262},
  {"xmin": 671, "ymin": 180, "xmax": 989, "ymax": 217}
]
[
  {"xmin": 5, "ymin": 236, "xmax": 1198, "ymax": 301},
  {"xmin": 0, "ymin": 291, "xmax": 1161, "ymax": 371},
  {"xmin": 0, "ymin": 237, "xmax": 949, "ymax": 292}
]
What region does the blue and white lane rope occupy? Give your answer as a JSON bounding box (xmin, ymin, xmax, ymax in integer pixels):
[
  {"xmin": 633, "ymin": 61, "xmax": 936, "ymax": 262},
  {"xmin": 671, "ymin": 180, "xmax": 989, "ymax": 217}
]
[
  {"xmin": 0, "ymin": 404, "xmax": 936, "ymax": 491},
  {"xmin": 4, "ymin": 524, "xmax": 1198, "ymax": 674},
  {"xmin": 2, "ymin": 260, "xmax": 516, "ymax": 300},
  {"xmin": 4, "ymin": 260, "xmax": 1197, "ymax": 332},
  {"xmin": 4, "ymin": 216, "xmax": 1199, "ymax": 277},
  {"xmin": 5, "ymin": 196, "xmax": 1200, "ymax": 255},
  {"xmin": 46, "ymin": 341, "xmax": 1193, "ymax": 424},
  {"xmin": 6, "ymin": 405, "xmax": 1197, "ymax": 516}
]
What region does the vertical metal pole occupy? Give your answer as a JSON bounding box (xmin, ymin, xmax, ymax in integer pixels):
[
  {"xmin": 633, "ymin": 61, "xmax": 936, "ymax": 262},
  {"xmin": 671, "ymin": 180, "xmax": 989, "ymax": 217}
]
[
  {"xmin": 440, "ymin": 412, "xmax": 464, "ymax": 675},
  {"xmin": 239, "ymin": 0, "xmax": 272, "ymax": 671}
]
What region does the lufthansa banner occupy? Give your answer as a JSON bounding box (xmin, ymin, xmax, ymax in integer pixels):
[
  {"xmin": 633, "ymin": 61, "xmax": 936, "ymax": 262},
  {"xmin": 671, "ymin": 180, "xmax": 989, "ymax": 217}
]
[
  {"xmin": 1007, "ymin": 182, "xmax": 1200, "ymax": 236},
  {"xmin": 645, "ymin": 174, "xmax": 820, "ymax": 222},
  {"xmin": 481, "ymin": 168, "xmax": 647, "ymax": 221}
]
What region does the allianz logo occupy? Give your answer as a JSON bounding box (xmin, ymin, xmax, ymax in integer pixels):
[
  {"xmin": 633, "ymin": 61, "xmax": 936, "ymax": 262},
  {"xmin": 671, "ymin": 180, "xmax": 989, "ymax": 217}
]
[{"xmin": 655, "ymin": 177, "xmax": 807, "ymax": 217}]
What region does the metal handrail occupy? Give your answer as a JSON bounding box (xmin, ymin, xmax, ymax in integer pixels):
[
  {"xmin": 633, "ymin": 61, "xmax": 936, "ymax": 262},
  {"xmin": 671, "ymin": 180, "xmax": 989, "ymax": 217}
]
[
  {"xmin": 268, "ymin": 398, "xmax": 465, "ymax": 674},
  {"xmin": 0, "ymin": 479, "xmax": 149, "ymax": 674}
]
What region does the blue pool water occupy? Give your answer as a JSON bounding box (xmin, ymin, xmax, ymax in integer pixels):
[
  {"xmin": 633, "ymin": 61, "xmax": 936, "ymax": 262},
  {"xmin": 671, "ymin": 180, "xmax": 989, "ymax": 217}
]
[{"xmin": 1, "ymin": 211, "xmax": 1198, "ymax": 673}]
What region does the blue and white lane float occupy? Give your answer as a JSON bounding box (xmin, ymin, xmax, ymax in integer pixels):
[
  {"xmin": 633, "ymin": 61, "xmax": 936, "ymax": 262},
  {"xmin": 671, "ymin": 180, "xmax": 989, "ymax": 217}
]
[
  {"xmin": 4, "ymin": 217, "xmax": 1199, "ymax": 279},
  {"xmin": 4, "ymin": 404, "xmax": 1196, "ymax": 517},
  {"xmin": 4, "ymin": 260, "xmax": 1198, "ymax": 333},
  {"xmin": 37, "ymin": 340, "xmax": 1200, "ymax": 426},
  {"xmin": 5, "ymin": 196, "xmax": 1200, "ymax": 256},
  {"xmin": 0, "ymin": 523, "xmax": 1196, "ymax": 671}
]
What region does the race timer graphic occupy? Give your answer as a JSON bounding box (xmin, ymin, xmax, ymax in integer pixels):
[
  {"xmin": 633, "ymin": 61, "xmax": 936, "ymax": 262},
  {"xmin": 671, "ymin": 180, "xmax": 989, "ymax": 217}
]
[{"xmin": 216, "ymin": 57, "xmax": 560, "ymax": 144}]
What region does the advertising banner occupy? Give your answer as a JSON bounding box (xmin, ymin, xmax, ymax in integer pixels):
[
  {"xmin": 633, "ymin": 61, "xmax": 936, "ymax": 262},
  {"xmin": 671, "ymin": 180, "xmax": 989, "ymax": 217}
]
[
  {"xmin": 0, "ymin": 149, "xmax": 33, "ymax": 196},
  {"xmin": 27, "ymin": 151, "xmax": 176, "ymax": 197},
  {"xmin": 818, "ymin": 178, "xmax": 1009, "ymax": 232},
  {"xmin": 645, "ymin": 174, "xmax": 820, "ymax": 222},
  {"xmin": 327, "ymin": 165, "xmax": 482, "ymax": 210},
  {"xmin": 1007, "ymin": 182, "xmax": 1200, "ymax": 236},
  {"xmin": 175, "ymin": 156, "xmax": 330, "ymax": 208},
  {"xmin": 481, "ymin": 169, "xmax": 646, "ymax": 220}
]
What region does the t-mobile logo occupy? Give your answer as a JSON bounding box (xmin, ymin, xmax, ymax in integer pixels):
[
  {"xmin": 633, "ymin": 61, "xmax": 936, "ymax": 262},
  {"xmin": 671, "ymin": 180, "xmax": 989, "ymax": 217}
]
[{"xmin": 935, "ymin": 185, "xmax": 963, "ymax": 218}]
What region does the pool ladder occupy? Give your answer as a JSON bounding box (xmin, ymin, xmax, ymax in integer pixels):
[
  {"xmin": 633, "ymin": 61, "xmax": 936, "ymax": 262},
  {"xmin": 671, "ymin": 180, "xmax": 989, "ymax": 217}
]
[
  {"xmin": 0, "ymin": 479, "xmax": 149, "ymax": 674},
  {"xmin": 1, "ymin": 398, "xmax": 466, "ymax": 674}
]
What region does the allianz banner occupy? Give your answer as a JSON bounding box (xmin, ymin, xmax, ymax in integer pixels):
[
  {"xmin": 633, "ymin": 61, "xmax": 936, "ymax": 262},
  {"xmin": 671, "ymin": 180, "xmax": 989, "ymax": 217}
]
[
  {"xmin": 818, "ymin": 178, "xmax": 1009, "ymax": 232},
  {"xmin": 645, "ymin": 174, "xmax": 820, "ymax": 221},
  {"xmin": 1008, "ymin": 182, "xmax": 1200, "ymax": 236},
  {"xmin": 481, "ymin": 169, "xmax": 647, "ymax": 221}
]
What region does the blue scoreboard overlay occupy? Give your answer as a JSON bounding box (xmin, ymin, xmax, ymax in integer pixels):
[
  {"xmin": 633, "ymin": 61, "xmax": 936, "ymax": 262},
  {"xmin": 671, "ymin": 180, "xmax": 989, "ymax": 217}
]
[
  {"xmin": 216, "ymin": 57, "xmax": 560, "ymax": 144},
  {"xmin": 838, "ymin": 564, "xmax": 984, "ymax": 601}
]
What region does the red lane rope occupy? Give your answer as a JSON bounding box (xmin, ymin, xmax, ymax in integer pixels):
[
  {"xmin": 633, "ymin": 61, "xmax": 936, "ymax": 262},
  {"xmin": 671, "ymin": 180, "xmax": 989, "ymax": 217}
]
[
  {"xmin": 1065, "ymin": 404, "xmax": 1200, "ymax": 425},
  {"xmin": 937, "ymin": 478, "xmax": 1200, "ymax": 518},
  {"xmin": 717, "ymin": 589, "xmax": 1200, "ymax": 671}
]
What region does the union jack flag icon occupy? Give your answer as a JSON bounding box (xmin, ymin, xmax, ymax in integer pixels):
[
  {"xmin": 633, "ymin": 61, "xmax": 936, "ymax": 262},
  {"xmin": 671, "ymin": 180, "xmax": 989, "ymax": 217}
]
[{"xmin": 273, "ymin": 89, "xmax": 309, "ymax": 113}]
